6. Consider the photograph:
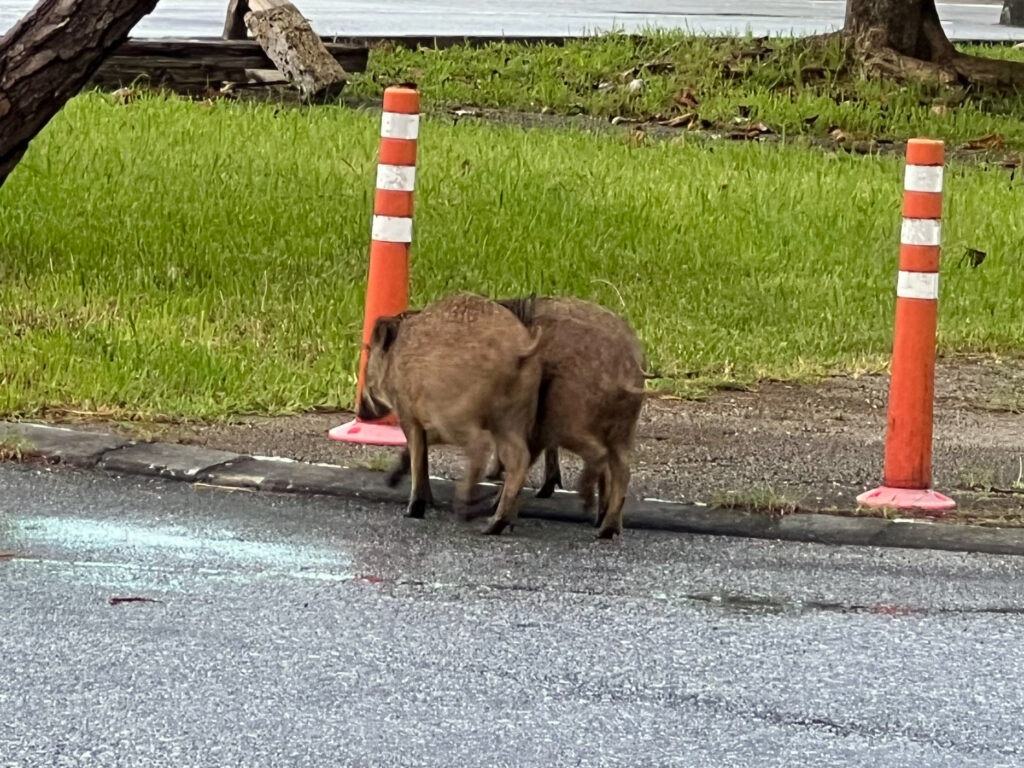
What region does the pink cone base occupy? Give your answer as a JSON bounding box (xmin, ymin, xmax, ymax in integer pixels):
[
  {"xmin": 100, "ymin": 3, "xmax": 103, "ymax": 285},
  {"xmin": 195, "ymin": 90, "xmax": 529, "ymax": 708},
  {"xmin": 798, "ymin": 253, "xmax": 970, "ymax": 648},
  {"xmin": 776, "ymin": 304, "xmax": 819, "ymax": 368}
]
[
  {"xmin": 328, "ymin": 419, "xmax": 407, "ymax": 446},
  {"xmin": 856, "ymin": 486, "xmax": 956, "ymax": 513}
]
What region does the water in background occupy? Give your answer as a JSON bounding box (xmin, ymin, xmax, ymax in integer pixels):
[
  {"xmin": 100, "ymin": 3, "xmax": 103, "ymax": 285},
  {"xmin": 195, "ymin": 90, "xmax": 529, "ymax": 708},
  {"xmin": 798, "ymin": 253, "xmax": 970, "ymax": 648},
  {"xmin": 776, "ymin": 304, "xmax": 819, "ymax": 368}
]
[{"xmin": 0, "ymin": 0, "xmax": 1015, "ymax": 40}]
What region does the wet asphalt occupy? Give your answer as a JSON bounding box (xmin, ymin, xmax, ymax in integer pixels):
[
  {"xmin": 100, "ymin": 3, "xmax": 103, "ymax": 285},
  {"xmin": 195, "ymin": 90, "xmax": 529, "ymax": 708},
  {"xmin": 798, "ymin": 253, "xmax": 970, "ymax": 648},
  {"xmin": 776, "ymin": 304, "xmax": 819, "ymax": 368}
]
[{"xmin": 3, "ymin": 462, "xmax": 1024, "ymax": 767}]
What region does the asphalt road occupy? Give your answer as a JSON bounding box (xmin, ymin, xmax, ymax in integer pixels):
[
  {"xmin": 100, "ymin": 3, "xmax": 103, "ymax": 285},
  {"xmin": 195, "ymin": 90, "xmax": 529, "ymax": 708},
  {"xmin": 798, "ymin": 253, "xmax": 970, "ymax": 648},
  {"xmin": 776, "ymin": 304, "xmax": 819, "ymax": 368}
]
[
  {"xmin": 3, "ymin": 462, "xmax": 1024, "ymax": 767},
  {"xmin": 1, "ymin": 1, "xmax": 1019, "ymax": 40}
]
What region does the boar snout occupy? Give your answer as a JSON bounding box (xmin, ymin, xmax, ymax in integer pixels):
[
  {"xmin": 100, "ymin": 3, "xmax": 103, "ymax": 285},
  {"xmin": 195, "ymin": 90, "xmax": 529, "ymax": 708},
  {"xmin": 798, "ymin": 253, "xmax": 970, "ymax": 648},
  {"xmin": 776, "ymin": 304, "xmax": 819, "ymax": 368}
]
[{"xmin": 356, "ymin": 393, "xmax": 390, "ymax": 423}]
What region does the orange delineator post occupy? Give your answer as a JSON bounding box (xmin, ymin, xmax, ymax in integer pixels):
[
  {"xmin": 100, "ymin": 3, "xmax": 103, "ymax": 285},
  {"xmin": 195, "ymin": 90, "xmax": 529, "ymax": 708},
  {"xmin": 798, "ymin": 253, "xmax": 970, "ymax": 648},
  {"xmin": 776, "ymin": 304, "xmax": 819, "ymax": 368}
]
[
  {"xmin": 329, "ymin": 86, "xmax": 419, "ymax": 447},
  {"xmin": 857, "ymin": 138, "xmax": 955, "ymax": 513}
]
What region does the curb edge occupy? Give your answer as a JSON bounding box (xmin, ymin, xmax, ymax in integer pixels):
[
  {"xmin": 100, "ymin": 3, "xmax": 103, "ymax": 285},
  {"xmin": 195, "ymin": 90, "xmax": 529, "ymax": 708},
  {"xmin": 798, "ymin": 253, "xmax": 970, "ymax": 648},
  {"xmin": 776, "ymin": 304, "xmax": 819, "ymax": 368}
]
[{"xmin": 4, "ymin": 421, "xmax": 1023, "ymax": 557}]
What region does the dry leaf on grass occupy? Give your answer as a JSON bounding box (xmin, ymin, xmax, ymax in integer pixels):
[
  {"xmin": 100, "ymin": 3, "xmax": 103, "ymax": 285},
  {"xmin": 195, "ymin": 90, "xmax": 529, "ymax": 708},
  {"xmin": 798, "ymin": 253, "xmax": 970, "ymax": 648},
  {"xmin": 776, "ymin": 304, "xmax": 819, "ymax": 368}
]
[
  {"xmin": 960, "ymin": 248, "xmax": 987, "ymax": 268},
  {"xmin": 730, "ymin": 122, "xmax": 774, "ymax": 140},
  {"xmin": 673, "ymin": 90, "xmax": 699, "ymax": 109},
  {"xmin": 965, "ymin": 133, "xmax": 1005, "ymax": 150},
  {"xmin": 658, "ymin": 112, "xmax": 700, "ymax": 128}
]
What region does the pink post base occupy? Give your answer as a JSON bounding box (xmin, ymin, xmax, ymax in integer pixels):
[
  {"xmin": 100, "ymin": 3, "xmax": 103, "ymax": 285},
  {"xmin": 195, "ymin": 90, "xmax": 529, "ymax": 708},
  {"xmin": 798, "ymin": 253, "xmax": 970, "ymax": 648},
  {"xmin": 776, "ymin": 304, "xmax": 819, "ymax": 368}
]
[
  {"xmin": 328, "ymin": 419, "xmax": 407, "ymax": 446},
  {"xmin": 856, "ymin": 486, "xmax": 956, "ymax": 513}
]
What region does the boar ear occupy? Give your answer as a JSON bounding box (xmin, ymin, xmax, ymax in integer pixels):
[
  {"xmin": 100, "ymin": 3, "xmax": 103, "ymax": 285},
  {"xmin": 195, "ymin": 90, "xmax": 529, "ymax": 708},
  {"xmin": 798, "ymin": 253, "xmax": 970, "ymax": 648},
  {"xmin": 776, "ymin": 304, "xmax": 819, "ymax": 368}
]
[{"xmin": 371, "ymin": 316, "xmax": 401, "ymax": 352}]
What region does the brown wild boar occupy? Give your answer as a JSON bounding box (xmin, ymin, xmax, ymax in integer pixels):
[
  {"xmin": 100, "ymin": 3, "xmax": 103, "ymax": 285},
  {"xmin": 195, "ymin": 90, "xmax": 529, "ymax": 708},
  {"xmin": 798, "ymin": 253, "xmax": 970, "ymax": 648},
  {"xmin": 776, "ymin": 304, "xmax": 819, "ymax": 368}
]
[
  {"xmin": 388, "ymin": 295, "xmax": 645, "ymax": 539},
  {"xmin": 492, "ymin": 296, "xmax": 645, "ymax": 499},
  {"xmin": 358, "ymin": 293, "xmax": 542, "ymax": 535},
  {"xmin": 499, "ymin": 296, "xmax": 645, "ymax": 539}
]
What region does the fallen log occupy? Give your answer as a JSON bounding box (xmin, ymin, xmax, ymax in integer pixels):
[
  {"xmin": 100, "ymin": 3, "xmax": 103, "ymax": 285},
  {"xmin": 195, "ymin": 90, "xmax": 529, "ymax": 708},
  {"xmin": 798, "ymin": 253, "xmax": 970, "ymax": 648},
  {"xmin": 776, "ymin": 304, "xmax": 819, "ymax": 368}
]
[
  {"xmin": 243, "ymin": 0, "xmax": 349, "ymax": 100},
  {"xmin": 89, "ymin": 38, "xmax": 368, "ymax": 94}
]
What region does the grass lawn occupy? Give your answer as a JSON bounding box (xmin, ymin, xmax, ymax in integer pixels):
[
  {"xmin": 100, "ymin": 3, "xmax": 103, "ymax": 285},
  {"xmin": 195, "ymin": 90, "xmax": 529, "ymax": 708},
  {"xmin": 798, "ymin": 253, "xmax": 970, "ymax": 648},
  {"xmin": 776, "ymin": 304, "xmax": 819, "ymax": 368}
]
[
  {"xmin": 1, "ymin": 88, "xmax": 1022, "ymax": 420},
  {"xmin": 350, "ymin": 33, "xmax": 1024, "ymax": 149}
]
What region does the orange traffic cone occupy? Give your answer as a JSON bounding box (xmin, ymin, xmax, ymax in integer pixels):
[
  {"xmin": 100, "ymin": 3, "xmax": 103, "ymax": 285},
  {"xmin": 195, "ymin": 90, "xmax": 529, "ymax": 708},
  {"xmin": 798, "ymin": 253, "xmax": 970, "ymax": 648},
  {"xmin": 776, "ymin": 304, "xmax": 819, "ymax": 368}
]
[
  {"xmin": 857, "ymin": 138, "xmax": 955, "ymax": 513},
  {"xmin": 329, "ymin": 86, "xmax": 419, "ymax": 446}
]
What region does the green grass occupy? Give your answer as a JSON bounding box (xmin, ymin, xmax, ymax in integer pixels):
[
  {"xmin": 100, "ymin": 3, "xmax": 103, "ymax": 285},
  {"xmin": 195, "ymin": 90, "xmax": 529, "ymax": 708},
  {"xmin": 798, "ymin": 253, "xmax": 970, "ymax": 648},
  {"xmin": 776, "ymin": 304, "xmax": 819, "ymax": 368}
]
[
  {"xmin": 348, "ymin": 32, "xmax": 1024, "ymax": 148},
  {"xmin": 0, "ymin": 434, "xmax": 32, "ymax": 461},
  {"xmin": 711, "ymin": 486, "xmax": 800, "ymax": 515},
  {"xmin": 1, "ymin": 92, "xmax": 1023, "ymax": 420}
]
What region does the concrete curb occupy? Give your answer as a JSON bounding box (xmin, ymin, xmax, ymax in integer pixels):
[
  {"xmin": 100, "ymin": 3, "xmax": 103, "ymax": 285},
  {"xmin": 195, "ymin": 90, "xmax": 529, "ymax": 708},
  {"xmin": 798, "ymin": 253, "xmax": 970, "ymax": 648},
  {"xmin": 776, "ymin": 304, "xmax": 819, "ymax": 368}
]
[{"xmin": 4, "ymin": 421, "xmax": 1024, "ymax": 557}]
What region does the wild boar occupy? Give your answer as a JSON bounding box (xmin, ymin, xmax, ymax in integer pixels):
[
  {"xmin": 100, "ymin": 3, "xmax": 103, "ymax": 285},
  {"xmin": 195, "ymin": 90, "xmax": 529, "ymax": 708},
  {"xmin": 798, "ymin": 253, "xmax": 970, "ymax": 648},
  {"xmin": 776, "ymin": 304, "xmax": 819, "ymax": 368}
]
[
  {"xmin": 358, "ymin": 292, "xmax": 542, "ymax": 535},
  {"xmin": 492, "ymin": 296, "xmax": 645, "ymax": 497},
  {"xmin": 498, "ymin": 296, "xmax": 645, "ymax": 539},
  {"xmin": 387, "ymin": 295, "xmax": 645, "ymax": 539}
]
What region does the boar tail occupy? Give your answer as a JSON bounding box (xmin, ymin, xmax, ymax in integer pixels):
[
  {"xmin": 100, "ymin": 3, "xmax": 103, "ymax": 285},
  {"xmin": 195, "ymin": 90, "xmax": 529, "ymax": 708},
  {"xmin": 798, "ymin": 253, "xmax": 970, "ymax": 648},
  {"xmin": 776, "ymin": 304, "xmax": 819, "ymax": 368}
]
[{"xmin": 518, "ymin": 327, "xmax": 543, "ymax": 362}]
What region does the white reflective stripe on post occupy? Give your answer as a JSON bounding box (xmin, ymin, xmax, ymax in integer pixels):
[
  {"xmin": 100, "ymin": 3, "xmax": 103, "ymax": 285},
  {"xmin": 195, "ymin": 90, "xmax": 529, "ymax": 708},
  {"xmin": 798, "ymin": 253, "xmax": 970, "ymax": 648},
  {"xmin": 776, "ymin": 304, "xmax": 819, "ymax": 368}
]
[
  {"xmin": 896, "ymin": 270, "xmax": 940, "ymax": 301},
  {"xmin": 371, "ymin": 215, "xmax": 413, "ymax": 243},
  {"xmin": 380, "ymin": 112, "xmax": 420, "ymax": 140},
  {"xmin": 900, "ymin": 218, "xmax": 942, "ymax": 247},
  {"xmin": 376, "ymin": 164, "xmax": 417, "ymax": 192},
  {"xmin": 903, "ymin": 165, "xmax": 944, "ymax": 193}
]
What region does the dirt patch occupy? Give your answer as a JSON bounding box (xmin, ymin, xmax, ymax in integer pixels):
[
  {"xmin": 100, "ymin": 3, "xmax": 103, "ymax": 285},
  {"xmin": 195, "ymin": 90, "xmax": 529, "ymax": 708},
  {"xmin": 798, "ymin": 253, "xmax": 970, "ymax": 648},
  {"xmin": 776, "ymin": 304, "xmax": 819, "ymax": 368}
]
[
  {"xmin": 222, "ymin": 89, "xmax": 1024, "ymax": 166},
  {"xmin": 50, "ymin": 356, "xmax": 1024, "ymax": 524},
  {"xmin": 428, "ymin": 106, "xmax": 1022, "ymax": 167}
]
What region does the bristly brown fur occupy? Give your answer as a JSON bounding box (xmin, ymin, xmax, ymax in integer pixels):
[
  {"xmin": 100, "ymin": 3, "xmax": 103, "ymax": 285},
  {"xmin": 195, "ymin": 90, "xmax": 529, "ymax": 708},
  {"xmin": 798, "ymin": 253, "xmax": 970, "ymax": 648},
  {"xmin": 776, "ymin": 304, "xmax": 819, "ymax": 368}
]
[{"xmin": 361, "ymin": 292, "xmax": 542, "ymax": 534}]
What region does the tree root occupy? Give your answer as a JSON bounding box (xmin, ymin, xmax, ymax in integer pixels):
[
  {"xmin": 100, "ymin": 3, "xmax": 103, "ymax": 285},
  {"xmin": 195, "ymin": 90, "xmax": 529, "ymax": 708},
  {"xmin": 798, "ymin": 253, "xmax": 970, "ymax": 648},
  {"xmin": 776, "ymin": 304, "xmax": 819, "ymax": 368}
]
[
  {"xmin": 859, "ymin": 44, "xmax": 959, "ymax": 86},
  {"xmin": 949, "ymin": 52, "xmax": 1024, "ymax": 89},
  {"xmin": 860, "ymin": 45, "xmax": 1024, "ymax": 90},
  {"xmin": 842, "ymin": 18, "xmax": 1024, "ymax": 92}
]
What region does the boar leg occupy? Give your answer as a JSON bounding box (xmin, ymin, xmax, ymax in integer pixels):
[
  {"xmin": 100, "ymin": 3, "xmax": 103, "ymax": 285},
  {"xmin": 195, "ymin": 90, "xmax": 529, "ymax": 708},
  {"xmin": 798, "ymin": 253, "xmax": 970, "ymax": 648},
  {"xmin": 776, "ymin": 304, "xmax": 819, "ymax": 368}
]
[
  {"xmin": 481, "ymin": 439, "xmax": 547, "ymax": 517},
  {"xmin": 456, "ymin": 430, "xmax": 493, "ymax": 521},
  {"xmin": 577, "ymin": 463, "xmax": 602, "ymax": 523},
  {"xmin": 535, "ymin": 448, "xmax": 563, "ymax": 498},
  {"xmin": 574, "ymin": 441, "xmax": 609, "ymax": 525},
  {"xmin": 484, "ymin": 453, "xmax": 505, "ymax": 481},
  {"xmin": 404, "ymin": 423, "xmax": 433, "ymax": 519},
  {"xmin": 482, "ymin": 435, "xmax": 531, "ymax": 536},
  {"xmin": 594, "ymin": 467, "xmax": 611, "ymax": 529},
  {"xmin": 597, "ymin": 449, "xmax": 630, "ymax": 539},
  {"xmin": 386, "ymin": 449, "xmax": 411, "ymax": 488}
]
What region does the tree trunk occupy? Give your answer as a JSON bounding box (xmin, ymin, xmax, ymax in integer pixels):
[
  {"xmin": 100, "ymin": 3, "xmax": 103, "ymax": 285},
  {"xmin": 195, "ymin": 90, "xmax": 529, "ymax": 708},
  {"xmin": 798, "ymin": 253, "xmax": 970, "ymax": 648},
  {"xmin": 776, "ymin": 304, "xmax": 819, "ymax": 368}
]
[
  {"xmin": 1001, "ymin": 0, "xmax": 1024, "ymax": 27},
  {"xmin": 843, "ymin": 0, "xmax": 1024, "ymax": 88},
  {"xmin": 845, "ymin": 0, "xmax": 954, "ymax": 61},
  {"xmin": 0, "ymin": 0, "xmax": 159, "ymax": 190}
]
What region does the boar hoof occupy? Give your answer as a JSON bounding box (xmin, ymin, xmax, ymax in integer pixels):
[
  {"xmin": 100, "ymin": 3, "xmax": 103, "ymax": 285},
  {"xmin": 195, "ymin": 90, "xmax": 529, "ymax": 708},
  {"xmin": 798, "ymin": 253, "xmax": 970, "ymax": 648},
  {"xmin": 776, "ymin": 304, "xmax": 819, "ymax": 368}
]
[
  {"xmin": 405, "ymin": 499, "xmax": 428, "ymax": 519},
  {"xmin": 385, "ymin": 453, "xmax": 411, "ymax": 488},
  {"xmin": 535, "ymin": 473, "xmax": 562, "ymax": 499},
  {"xmin": 454, "ymin": 501, "xmax": 475, "ymax": 522},
  {"xmin": 535, "ymin": 483, "xmax": 555, "ymax": 499},
  {"xmin": 457, "ymin": 494, "xmax": 500, "ymax": 522},
  {"xmin": 596, "ymin": 525, "xmax": 621, "ymax": 540},
  {"xmin": 482, "ymin": 517, "xmax": 511, "ymax": 536}
]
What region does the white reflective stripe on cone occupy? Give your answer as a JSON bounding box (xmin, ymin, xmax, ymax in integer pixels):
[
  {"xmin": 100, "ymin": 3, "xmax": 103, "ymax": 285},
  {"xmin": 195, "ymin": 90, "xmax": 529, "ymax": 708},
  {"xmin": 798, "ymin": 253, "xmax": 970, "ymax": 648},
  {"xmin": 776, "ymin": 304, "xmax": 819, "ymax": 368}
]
[
  {"xmin": 372, "ymin": 215, "xmax": 413, "ymax": 243},
  {"xmin": 900, "ymin": 218, "xmax": 942, "ymax": 247},
  {"xmin": 896, "ymin": 270, "xmax": 939, "ymax": 300},
  {"xmin": 376, "ymin": 164, "xmax": 417, "ymax": 192},
  {"xmin": 904, "ymin": 165, "xmax": 944, "ymax": 193},
  {"xmin": 380, "ymin": 112, "xmax": 420, "ymax": 140}
]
